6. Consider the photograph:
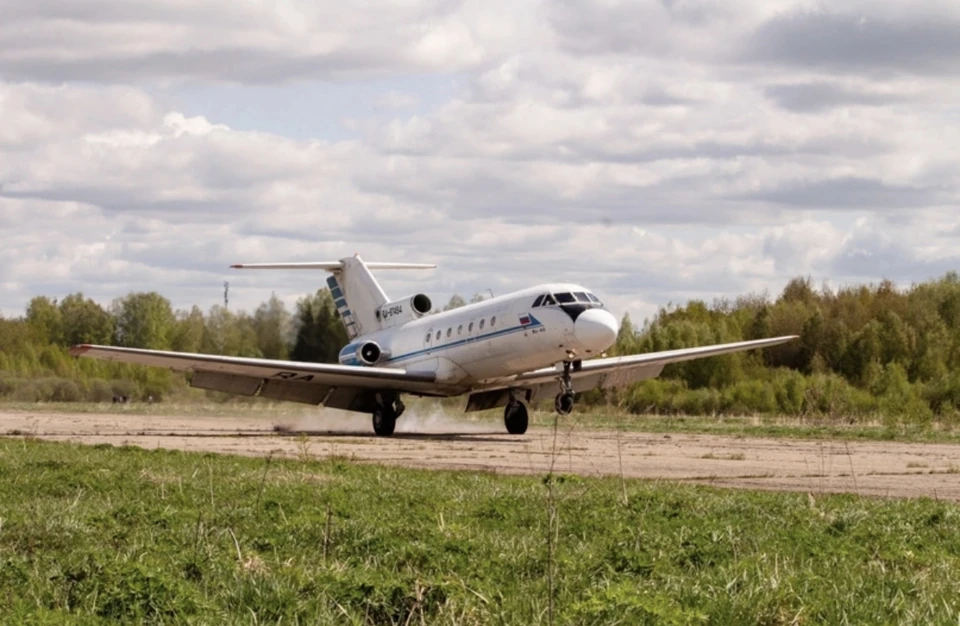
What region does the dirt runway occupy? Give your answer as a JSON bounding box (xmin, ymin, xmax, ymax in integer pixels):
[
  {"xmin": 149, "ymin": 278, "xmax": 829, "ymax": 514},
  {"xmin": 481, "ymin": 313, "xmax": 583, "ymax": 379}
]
[{"xmin": 6, "ymin": 410, "xmax": 960, "ymax": 500}]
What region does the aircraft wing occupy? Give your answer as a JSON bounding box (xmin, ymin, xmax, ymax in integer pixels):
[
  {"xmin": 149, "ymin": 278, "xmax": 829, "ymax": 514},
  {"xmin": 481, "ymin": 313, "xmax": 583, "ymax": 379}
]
[
  {"xmin": 69, "ymin": 344, "xmax": 441, "ymax": 411},
  {"xmin": 466, "ymin": 335, "xmax": 797, "ymax": 410}
]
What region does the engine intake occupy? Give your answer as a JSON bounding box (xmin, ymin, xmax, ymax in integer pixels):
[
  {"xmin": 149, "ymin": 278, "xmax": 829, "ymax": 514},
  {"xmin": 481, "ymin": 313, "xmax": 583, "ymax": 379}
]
[{"xmin": 356, "ymin": 341, "xmax": 387, "ymax": 366}]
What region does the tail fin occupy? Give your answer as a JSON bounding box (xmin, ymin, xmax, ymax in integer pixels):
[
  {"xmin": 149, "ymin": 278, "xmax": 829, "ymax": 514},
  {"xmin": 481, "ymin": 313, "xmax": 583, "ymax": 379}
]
[{"xmin": 232, "ymin": 255, "xmax": 435, "ymax": 339}]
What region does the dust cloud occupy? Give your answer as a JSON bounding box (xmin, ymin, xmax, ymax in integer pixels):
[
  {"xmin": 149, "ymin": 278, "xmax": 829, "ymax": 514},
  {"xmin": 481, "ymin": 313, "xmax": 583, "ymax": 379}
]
[
  {"xmin": 274, "ymin": 404, "xmax": 498, "ymax": 435},
  {"xmin": 395, "ymin": 405, "xmax": 496, "ymax": 434}
]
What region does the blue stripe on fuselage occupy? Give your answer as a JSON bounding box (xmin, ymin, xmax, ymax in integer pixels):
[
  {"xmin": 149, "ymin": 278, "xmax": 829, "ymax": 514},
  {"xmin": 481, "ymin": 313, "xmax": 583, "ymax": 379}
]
[
  {"xmin": 338, "ymin": 317, "xmax": 545, "ymax": 367},
  {"xmin": 385, "ymin": 318, "xmax": 543, "ymax": 364}
]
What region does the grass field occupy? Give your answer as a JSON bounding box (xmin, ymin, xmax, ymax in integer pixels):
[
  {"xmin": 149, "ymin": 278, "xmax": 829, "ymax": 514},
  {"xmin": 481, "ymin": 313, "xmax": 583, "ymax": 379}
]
[{"xmin": 2, "ymin": 438, "xmax": 960, "ymax": 624}]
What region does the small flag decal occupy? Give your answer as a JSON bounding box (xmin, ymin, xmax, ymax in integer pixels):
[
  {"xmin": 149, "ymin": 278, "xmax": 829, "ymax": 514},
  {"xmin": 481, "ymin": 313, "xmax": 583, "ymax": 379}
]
[{"xmin": 519, "ymin": 314, "xmax": 531, "ymax": 326}]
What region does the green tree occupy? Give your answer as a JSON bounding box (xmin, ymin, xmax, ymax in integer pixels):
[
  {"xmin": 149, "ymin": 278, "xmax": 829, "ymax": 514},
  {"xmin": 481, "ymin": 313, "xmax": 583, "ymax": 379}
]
[
  {"xmin": 778, "ymin": 276, "xmax": 816, "ymax": 306},
  {"xmin": 26, "ymin": 296, "xmax": 63, "ymax": 345},
  {"xmin": 443, "ymin": 295, "xmax": 467, "ymax": 311},
  {"xmin": 171, "ymin": 306, "xmax": 205, "ymax": 353},
  {"xmin": 878, "ymin": 311, "xmax": 914, "ymax": 367},
  {"xmin": 0, "ymin": 317, "xmax": 38, "ymax": 356},
  {"xmin": 613, "ymin": 313, "xmax": 638, "ymax": 355},
  {"xmin": 202, "ymin": 306, "xmax": 261, "ymax": 357},
  {"xmin": 290, "ymin": 290, "xmax": 348, "ymax": 363},
  {"xmin": 798, "ymin": 309, "xmax": 825, "ymax": 373},
  {"xmin": 59, "ymin": 293, "xmax": 113, "ymax": 346},
  {"xmin": 254, "ymin": 294, "xmax": 292, "ymax": 360},
  {"xmin": 112, "ymin": 292, "xmax": 175, "ymax": 349},
  {"xmin": 842, "ymin": 320, "xmax": 883, "ymax": 386}
]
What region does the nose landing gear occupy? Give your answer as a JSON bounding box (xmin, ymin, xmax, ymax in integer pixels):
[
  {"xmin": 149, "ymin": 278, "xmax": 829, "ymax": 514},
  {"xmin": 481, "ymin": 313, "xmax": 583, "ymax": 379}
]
[
  {"xmin": 555, "ymin": 392, "xmax": 575, "ymax": 415},
  {"xmin": 554, "ymin": 360, "xmax": 577, "ymax": 415},
  {"xmin": 372, "ymin": 395, "xmax": 405, "ymax": 437}
]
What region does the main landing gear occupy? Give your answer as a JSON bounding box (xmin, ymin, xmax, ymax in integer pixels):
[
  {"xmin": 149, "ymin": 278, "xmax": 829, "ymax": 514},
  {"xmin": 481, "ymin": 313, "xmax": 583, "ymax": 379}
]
[
  {"xmin": 554, "ymin": 359, "xmax": 579, "ymax": 416},
  {"xmin": 372, "ymin": 395, "xmax": 405, "ymax": 437},
  {"xmin": 504, "ymin": 400, "xmax": 529, "ymax": 435}
]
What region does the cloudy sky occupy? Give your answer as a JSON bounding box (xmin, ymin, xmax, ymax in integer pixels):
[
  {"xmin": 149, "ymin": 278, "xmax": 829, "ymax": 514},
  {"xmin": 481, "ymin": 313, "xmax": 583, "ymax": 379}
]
[{"xmin": 2, "ymin": 0, "xmax": 959, "ymax": 324}]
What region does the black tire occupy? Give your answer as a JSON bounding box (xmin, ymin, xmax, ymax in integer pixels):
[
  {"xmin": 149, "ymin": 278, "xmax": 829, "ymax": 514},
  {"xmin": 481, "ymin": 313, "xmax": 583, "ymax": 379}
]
[
  {"xmin": 504, "ymin": 402, "xmax": 529, "ymax": 435},
  {"xmin": 372, "ymin": 409, "xmax": 396, "ymax": 436},
  {"xmin": 554, "ymin": 392, "xmax": 575, "ymax": 415}
]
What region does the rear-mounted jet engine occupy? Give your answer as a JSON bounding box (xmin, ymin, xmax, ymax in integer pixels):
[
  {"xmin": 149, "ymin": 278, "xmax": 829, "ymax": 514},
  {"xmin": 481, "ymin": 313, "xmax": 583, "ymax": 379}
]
[
  {"xmin": 377, "ymin": 294, "xmax": 432, "ymax": 328},
  {"xmin": 355, "ymin": 341, "xmax": 389, "ymax": 366}
]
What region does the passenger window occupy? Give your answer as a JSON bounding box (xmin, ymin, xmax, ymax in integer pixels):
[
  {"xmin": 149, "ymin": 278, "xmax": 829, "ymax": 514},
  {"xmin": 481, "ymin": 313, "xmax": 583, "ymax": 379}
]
[
  {"xmin": 543, "ymin": 294, "xmax": 556, "ymax": 306},
  {"xmin": 556, "ymin": 292, "xmax": 576, "ymax": 304},
  {"xmin": 469, "ymin": 322, "xmax": 474, "ymax": 332},
  {"xmin": 436, "ymin": 330, "xmax": 441, "ymax": 340},
  {"xmin": 458, "ymin": 324, "xmax": 463, "ymax": 335},
  {"xmin": 480, "ymin": 319, "xmax": 485, "ymax": 329},
  {"xmin": 532, "ymin": 295, "xmax": 544, "ymax": 307},
  {"xmin": 426, "ymin": 333, "xmax": 431, "ymax": 342},
  {"xmin": 491, "ymin": 316, "xmax": 496, "ymax": 326},
  {"xmin": 574, "ymin": 292, "xmax": 589, "ymax": 303},
  {"xmin": 447, "ymin": 328, "xmax": 452, "ymax": 337}
]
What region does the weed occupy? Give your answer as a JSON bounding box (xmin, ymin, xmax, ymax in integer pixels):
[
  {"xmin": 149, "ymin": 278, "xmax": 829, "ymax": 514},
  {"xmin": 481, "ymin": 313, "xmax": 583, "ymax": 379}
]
[{"xmin": 701, "ymin": 452, "xmax": 746, "ymax": 461}]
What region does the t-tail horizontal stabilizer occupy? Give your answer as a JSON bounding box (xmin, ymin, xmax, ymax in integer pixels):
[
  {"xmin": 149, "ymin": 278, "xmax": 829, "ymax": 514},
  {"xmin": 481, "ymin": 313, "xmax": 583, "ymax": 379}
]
[
  {"xmin": 230, "ymin": 262, "xmax": 437, "ymax": 270},
  {"xmin": 231, "ymin": 255, "xmax": 436, "ymax": 340}
]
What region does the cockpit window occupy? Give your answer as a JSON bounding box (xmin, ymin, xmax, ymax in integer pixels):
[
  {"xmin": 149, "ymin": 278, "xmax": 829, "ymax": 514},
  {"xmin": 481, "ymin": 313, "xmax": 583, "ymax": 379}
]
[
  {"xmin": 574, "ymin": 292, "xmax": 590, "ymax": 303},
  {"xmin": 542, "ymin": 294, "xmax": 556, "ymax": 306},
  {"xmin": 587, "ymin": 293, "xmax": 601, "ymax": 304},
  {"xmin": 532, "ymin": 295, "xmax": 544, "ymax": 308},
  {"xmin": 555, "ymin": 292, "xmax": 576, "ymax": 304}
]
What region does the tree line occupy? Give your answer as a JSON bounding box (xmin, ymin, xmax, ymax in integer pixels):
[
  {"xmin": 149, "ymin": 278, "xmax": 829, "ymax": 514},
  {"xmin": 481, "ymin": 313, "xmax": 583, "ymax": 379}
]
[
  {"xmin": 0, "ymin": 291, "xmax": 346, "ymax": 403},
  {"xmin": 597, "ymin": 273, "xmax": 960, "ymax": 424},
  {"xmin": 4, "ymin": 275, "xmax": 960, "ymax": 424}
]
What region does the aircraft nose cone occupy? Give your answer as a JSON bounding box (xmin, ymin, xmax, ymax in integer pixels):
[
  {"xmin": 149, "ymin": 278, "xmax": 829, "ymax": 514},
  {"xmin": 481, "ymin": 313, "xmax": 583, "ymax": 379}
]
[{"xmin": 574, "ymin": 308, "xmax": 619, "ymax": 352}]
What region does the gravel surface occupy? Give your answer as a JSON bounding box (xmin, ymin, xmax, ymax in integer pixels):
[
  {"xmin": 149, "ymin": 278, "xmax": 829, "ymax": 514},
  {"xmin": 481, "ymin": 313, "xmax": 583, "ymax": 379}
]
[{"xmin": 6, "ymin": 409, "xmax": 960, "ymax": 500}]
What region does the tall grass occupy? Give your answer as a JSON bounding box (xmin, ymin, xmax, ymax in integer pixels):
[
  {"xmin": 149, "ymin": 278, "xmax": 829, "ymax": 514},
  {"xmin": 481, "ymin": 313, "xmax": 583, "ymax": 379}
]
[{"xmin": 2, "ymin": 438, "xmax": 960, "ymax": 624}]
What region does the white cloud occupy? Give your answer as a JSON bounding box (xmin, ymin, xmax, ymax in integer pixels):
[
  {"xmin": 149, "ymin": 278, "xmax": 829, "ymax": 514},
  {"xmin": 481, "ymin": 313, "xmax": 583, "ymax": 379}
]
[{"xmin": 2, "ymin": 0, "xmax": 960, "ymax": 325}]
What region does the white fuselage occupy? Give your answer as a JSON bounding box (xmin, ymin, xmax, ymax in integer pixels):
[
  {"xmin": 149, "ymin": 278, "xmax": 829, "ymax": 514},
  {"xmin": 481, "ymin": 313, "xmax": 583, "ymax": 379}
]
[{"xmin": 338, "ymin": 283, "xmax": 619, "ymax": 394}]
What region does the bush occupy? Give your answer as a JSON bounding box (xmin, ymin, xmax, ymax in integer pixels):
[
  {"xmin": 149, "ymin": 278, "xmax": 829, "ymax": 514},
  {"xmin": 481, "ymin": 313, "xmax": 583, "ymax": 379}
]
[
  {"xmin": 87, "ymin": 379, "xmax": 115, "ymax": 403},
  {"xmin": 802, "ymin": 373, "xmax": 877, "ymax": 419},
  {"xmin": 0, "ymin": 375, "xmax": 19, "ymax": 399},
  {"xmin": 624, "ymin": 380, "xmax": 688, "ymax": 414},
  {"xmin": 720, "ymin": 380, "xmax": 778, "ymax": 415},
  {"xmin": 771, "ymin": 369, "xmax": 807, "ymax": 414},
  {"xmin": 50, "ymin": 379, "xmax": 82, "ymax": 402}
]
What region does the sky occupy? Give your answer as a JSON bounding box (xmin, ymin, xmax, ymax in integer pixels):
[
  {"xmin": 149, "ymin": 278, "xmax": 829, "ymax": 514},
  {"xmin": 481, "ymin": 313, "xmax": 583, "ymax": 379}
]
[{"xmin": 1, "ymin": 0, "xmax": 959, "ymax": 324}]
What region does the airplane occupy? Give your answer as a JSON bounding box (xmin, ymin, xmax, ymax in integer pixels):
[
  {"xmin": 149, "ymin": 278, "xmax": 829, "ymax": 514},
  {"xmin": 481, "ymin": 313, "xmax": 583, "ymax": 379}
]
[{"xmin": 70, "ymin": 255, "xmax": 797, "ymax": 436}]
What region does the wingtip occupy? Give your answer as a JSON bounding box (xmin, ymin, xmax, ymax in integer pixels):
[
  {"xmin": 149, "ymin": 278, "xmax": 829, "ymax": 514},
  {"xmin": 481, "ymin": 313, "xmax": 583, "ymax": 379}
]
[
  {"xmin": 230, "ymin": 264, "xmax": 243, "ymax": 269},
  {"xmin": 69, "ymin": 344, "xmax": 92, "ymax": 357}
]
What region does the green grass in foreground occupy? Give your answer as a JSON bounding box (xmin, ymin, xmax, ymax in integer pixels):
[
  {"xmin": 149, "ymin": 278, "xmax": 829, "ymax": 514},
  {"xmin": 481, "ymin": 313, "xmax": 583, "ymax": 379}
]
[{"xmin": 2, "ymin": 440, "xmax": 960, "ymax": 624}]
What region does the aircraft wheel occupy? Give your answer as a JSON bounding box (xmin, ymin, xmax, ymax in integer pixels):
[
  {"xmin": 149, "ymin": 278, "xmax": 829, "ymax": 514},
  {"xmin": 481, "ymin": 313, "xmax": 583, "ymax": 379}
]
[
  {"xmin": 554, "ymin": 392, "xmax": 575, "ymax": 415},
  {"xmin": 372, "ymin": 408, "xmax": 397, "ymax": 437},
  {"xmin": 504, "ymin": 401, "xmax": 529, "ymax": 435}
]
